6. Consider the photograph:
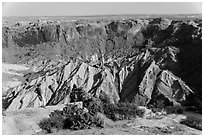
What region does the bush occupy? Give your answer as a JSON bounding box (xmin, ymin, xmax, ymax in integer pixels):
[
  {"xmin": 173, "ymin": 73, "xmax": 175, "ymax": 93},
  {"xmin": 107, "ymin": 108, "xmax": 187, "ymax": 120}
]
[
  {"xmin": 117, "ymin": 102, "xmax": 145, "ymax": 119},
  {"xmin": 102, "ymin": 102, "xmax": 118, "ymax": 121},
  {"xmin": 38, "ymin": 91, "xmax": 145, "ymax": 133},
  {"xmin": 62, "ymin": 105, "xmax": 104, "ymax": 130},
  {"xmin": 38, "ymin": 118, "xmax": 55, "ymax": 133},
  {"xmin": 180, "ymin": 116, "xmax": 202, "ymax": 131},
  {"xmin": 164, "ymin": 106, "xmax": 184, "ymax": 114},
  {"xmin": 38, "ymin": 92, "xmax": 104, "ymax": 133},
  {"xmin": 102, "ymin": 101, "xmax": 145, "ymax": 121},
  {"xmin": 38, "ymin": 110, "xmax": 65, "ymax": 133},
  {"xmin": 69, "ymin": 90, "xmax": 103, "ymax": 113}
]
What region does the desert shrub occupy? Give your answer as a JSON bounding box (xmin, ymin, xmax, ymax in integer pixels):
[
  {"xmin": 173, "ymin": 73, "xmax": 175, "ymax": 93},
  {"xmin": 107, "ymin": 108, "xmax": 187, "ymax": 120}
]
[
  {"xmin": 164, "ymin": 106, "xmax": 184, "ymax": 114},
  {"xmin": 148, "ymin": 93, "xmax": 173, "ymax": 113},
  {"xmin": 83, "ymin": 98, "xmax": 103, "ymax": 115},
  {"xmin": 39, "ymin": 91, "xmax": 144, "ymax": 133},
  {"xmin": 180, "ymin": 116, "xmax": 202, "ymax": 131},
  {"xmin": 62, "ymin": 105, "xmax": 104, "ymax": 130},
  {"xmin": 38, "ymin": 101, "xmax": 104, "ymax": 133},
  {"xmin": 118, "ymin": 102, "xmax": 145, "ymax": 119},
  {"xmin": 185, "ymin": 106, "xmax": 201, "ymax": 114},
  {"xmin": 102, "ymin": 102, "xmax": 118, "ymax": 121},
  {"xmin": 70, "ymin": 90, "xmax": 104, "ymax": 114},
  {"xmin": 102, "ymin": 101, "xmax": 145, "ymax": 121},
  {"xmin": 38, "ymin": 118, "xmax": 55, "ymax": 133},
  {"xmin": 38, "ymin": 110, "xmax": 65, "ymax": 133}
]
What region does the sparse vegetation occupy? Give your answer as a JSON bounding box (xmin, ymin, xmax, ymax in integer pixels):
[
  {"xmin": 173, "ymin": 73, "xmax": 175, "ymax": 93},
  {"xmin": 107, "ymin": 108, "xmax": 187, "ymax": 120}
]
[
  {"xmin": 38, "ymin": 92, "xmax": 104, "ymax": 133},
  {"xmin": 180, "ymin": 116, "xmax": 202, "ymax": 131},
  {"xmin": 38, "ymin": 91, "xmax": 145, "ymax": 133},
  {"xmin": 164, "ymin": 106, "xmax": 184, "ymax": 114},
  {"xmin": 38, "ymin": 104, "xmax": 104, "ymax": 133},
  {"xmin": 102, "ymin": 101, "xmax": 145, "ymax": 121},
  {"xmin": 2, "ymin": 15, "xmax": 202, "ymax": 135}
]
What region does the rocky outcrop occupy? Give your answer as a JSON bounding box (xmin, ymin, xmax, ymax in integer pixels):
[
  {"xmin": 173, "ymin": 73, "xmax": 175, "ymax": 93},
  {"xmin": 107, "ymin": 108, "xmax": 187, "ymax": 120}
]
[{"xmin": 2, "ymin": 18, "xmax": 202, "ymax": 111}]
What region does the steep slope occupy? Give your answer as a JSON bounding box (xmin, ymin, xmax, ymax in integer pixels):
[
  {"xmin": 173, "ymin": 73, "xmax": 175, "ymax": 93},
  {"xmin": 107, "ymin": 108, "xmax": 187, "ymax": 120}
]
[{"xmin": 2, "ymin": 18, "xmax": 202, "ymax": 111}]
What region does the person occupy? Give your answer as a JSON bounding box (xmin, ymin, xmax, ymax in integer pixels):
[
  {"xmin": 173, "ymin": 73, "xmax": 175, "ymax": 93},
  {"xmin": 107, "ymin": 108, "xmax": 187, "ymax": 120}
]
[{"xmin": 35, "ymin": 83, "xmax": 45, "ymax": 108}]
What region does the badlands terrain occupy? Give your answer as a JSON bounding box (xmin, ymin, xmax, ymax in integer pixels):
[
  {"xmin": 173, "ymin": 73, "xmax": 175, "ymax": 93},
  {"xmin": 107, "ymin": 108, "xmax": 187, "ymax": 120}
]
[{"xmin": 2, "ymin": 14, "xmax": 202, "ymax": 135}]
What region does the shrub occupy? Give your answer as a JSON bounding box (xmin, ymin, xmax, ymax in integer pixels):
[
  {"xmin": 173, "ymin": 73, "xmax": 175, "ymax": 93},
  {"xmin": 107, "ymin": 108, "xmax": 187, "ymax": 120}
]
[
  {"xmin": 81, "ymin": 92, "xmax": 103, "ymax": 113},
  {"xmin": 38, "ymin": 91, "xmax": 144, "ymax": 133},
  {"xmin": 117, "ymin": 102, "xmax": 145, "ymax": 119},
  {"xmin": 38, "ymin": 101, "xmax": 104, "ymax": 133},
  {"xmin": 70, "ymin": 90, "xmax": 103, "ymax": 114},
  {"xmin": 165, "ymin": 106, "xmax": 184, "ymax": 114},
  {"xmin": 102, "ymin": 102, "xmax": 118, "ymax": 121},
  {"xmin": 180, "ymin": 116, "xmax": 202, "ymax": 131},
  {"xmin": 62, "ymin": 104, "xmax": 104, "ymax": 130},
  {"xmin": 38, "ymin": 118, "xmax": 55, "ymax": 133},
  {"xmin": 102, "ymin": 101, "xmax": 145, "ymax": 121},
  {"xmin": 38, "ymin": 110, "xmax": 65, "ymax": 133}
]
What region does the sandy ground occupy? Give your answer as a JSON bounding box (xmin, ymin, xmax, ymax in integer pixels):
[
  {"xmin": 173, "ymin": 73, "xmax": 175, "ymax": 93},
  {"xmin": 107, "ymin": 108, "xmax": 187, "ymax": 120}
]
[
  {"xmin": 47, "ymin": 113, "xmax": 202, "ymax": 135},
  {"xmin": 2, "ymin": 105, "xmax": 202, "ymax": 135},
  {"xmin": 2, "ymin": 105, "xmax": 65, "ymax": 135}
]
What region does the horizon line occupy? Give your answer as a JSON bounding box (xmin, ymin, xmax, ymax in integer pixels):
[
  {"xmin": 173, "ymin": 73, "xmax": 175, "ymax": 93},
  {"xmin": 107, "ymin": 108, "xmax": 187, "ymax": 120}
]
[{"xmin": 2, "ymin": 13, "xmax": 202, "ymax": 17}]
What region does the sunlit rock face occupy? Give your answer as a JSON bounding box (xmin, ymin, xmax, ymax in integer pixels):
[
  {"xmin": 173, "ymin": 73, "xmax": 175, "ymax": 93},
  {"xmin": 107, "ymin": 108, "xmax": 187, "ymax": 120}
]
[{"xmin": 2, "ymin": 18, "xmax": 202, "ymax": 111}]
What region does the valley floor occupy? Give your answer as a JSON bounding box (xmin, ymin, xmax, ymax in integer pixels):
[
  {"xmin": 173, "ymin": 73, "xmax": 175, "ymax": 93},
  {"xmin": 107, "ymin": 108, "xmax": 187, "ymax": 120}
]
[
  {"xmin": 2, "ymin": 105, "xmax": 202, "ymax": 135},
  {"xmin": 40, "ymin": 114, "xmax": 202, "ymax": 135}
]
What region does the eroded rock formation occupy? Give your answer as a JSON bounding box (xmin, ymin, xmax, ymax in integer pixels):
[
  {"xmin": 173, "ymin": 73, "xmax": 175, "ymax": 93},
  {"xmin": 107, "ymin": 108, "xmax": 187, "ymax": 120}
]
[{"xmin": 2, "ymin": 18, "xmax": 202, "ymax": 111}]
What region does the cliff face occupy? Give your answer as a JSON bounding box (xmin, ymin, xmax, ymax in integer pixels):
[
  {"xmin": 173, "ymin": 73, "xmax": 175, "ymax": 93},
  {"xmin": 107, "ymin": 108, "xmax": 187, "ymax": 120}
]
[{"xmin": 2, "ymin": 18, "xmax": 202, "ymax": 111}]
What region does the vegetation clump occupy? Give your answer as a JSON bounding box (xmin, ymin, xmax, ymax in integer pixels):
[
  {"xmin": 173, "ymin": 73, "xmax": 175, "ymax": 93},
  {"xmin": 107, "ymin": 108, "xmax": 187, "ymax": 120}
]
[
  {"xmin": 102, "ymin": 101, "xmax": 145, "ymax": 121},
  {"xmin": 38, "ymin": 91, "xmax": 104, "ymax": 133},
  {"xmin": 38, "ymin": 104, "xmax": 104, "ymax": 133},
  {"xmin": 38, "ymin": 91, "xmax": 145, "ymax": 133},
  {"xmin": 180, "ymin": 116, "xmax": 202, "ymax": 131}
]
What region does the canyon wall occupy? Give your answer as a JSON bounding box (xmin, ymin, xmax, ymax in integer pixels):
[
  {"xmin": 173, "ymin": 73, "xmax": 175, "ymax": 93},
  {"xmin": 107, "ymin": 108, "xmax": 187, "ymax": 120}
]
[{"xmin": 2, "ymin": 18, "xmax": 202, "ymax": 111}]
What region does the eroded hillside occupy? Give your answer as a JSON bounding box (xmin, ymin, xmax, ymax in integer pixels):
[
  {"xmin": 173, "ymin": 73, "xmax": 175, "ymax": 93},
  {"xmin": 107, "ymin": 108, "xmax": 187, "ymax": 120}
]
[{"xmin": 2, "ymin": 18, "xmax": 202, "ymax": 111}]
